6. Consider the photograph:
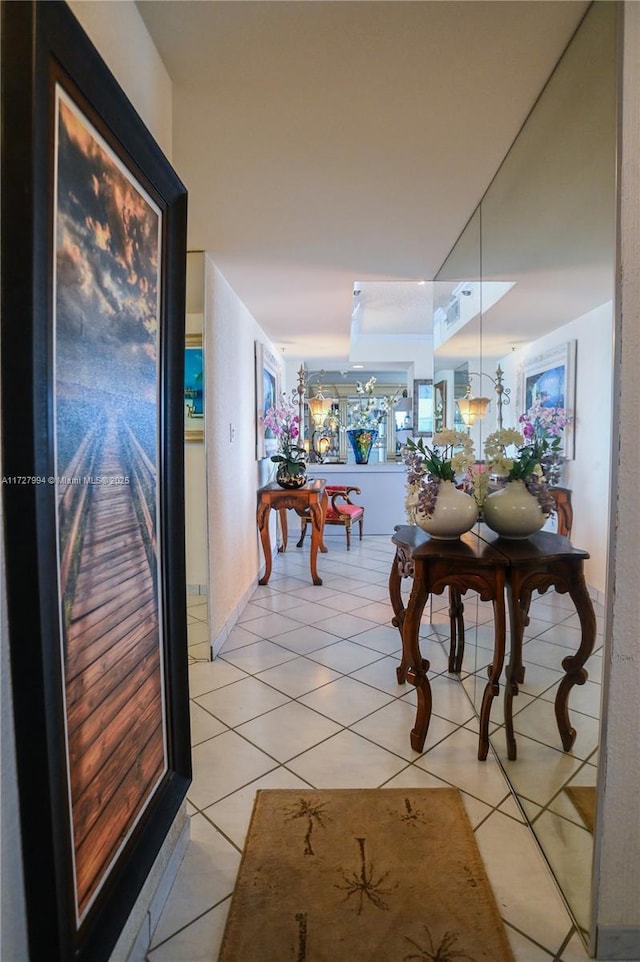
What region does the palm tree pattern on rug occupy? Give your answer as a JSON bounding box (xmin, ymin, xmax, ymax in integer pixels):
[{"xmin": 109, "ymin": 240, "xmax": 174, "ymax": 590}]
[
  {"xmin": 336, "ymin": 836, "xmax": 398, "ymax": 914},
  {"xmin": 404, "ymin": 926, "xmax": 478, "ymax": 962},
  {"xmin": 284, "ymin": 797, "xmax": 330, "ymax": 856}
]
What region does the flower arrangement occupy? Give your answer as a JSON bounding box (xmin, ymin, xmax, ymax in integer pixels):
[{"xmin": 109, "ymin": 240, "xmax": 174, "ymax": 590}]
[
  {"xmin": 347, "ymin": 377, "xmax": 400, "ymax": 430},
  {"xmin": 483, "ymin": 427, "xmax": 556, "ymax": 515},
  {"xmin": 403, "ymin": 430, "xmax": 474, "ymax": 520},
  {"xmin": 263, "ymin": 392, "xmax": 306, "ymax": 477},
  {"xmin": 519, "ymin": 402, "xmax": 572, "ymax": 455},
  {"xmin": 483, "ymin": 428, "xmax": 529, "ymax": 477}
]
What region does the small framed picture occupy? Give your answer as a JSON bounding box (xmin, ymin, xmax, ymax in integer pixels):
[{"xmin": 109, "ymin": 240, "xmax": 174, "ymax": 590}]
[
  {"xmin": 255, "ymin": 340, "xmax": 280, "ymax": 460},
  {"xmin": 185, "ymin": 334, "xmax": 204, "ymax": 442}
]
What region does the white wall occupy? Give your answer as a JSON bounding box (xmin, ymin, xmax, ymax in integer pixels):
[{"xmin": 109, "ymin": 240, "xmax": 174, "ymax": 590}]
[
  {"xmin": 204, "ymin": 257, "xmax": 280, "ymax": 648},
  {"xmin": 68, "ymin": 0, "xmax": 173, "ymax": 159},
  {"xmin": 500, "ymin": 301, "xmax": 613, "ymax": 596}
]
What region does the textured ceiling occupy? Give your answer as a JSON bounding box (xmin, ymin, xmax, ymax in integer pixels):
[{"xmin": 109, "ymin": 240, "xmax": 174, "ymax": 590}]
[{"xmin": 137, "ymin": 0, "xmax": 589, "ymax": 371}]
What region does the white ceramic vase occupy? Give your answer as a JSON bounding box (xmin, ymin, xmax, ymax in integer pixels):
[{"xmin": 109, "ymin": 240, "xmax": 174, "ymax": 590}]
[
  {"xmin": 482, "ymin": 479, "xmax": 546, "ymax": 539},
  {"xmin": 415, "ymin": 480, "xmax": 478, "ymax": 540}
]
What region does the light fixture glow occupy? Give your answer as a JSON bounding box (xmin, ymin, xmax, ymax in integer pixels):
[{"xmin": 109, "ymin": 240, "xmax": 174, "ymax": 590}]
[{"xmin": 457, "ymin": 384, "xmax": 490, "ymax": 428}]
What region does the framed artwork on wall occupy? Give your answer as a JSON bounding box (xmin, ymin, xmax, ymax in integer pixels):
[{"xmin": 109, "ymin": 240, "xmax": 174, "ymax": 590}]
[
  {"xmin": 520, "ymin": 340, "xmax": 576, "ymax": 458},
  {"xmin": 1, "ymin": 4, "xmax": 191, "ymax": 961},
  {"xmin": 185, "ymin": 334, "xmax": 204, "ymax": 442},
  {"xmin": 255, "ymin": 340, "xmax": 280, "ymax": 460},
  {"xmin": 434, "ymin": 380, "xmax": 447, "ymax": 432},
  {"xmin": 412, "ymin": 379, "xmax": 434, "ymax": 436}
]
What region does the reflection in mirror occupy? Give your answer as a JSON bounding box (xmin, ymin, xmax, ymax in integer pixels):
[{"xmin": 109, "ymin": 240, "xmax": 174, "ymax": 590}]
[
  {"xmin": 433, "ymin": 1, "xmax": 616, "ymax": 944},
  {"xmin": 412, "ymin": 379, "xmax": 434, "ymax": 436},
  {"xmin": 184, "ymin": 252, "xmax": 211, "ymax": 660},
  {"xmin": 302, "ymin": 370, "xmax": 408, "ymax": 463}
]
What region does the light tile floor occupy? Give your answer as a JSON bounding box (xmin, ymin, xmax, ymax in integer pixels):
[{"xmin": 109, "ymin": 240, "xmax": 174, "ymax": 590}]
[{"xmin": 150, "ymin": 534, "xmax": 603, "ymax": 962}]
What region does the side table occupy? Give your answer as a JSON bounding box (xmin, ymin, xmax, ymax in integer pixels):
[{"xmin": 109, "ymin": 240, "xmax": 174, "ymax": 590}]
[
  {"xmin": 479, "ymin": 526, "xmax": 596, "ymax": 760},
  {"xmin": 390, "ymin": 525, "xmax": 508, "ymax": 760},
  {"xmin": 257, "ymin": 480, "xmax": 327, "ymax": 586}
]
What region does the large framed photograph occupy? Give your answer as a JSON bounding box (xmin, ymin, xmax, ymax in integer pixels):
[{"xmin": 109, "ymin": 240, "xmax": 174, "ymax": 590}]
[
  {"xmin": 520, "ymin": 340, "xmax": 576, "ymax": 458},
  {"xmin": 255, "ymin": 340, "xmax": 280, "ymax": 459},
  {"xmin": 185, "ymin": 334, "xmax": 205, "ymax": 442},
  {"xmin": 1, "ymin": 4, "xmax": 191, "ymax": 961}
]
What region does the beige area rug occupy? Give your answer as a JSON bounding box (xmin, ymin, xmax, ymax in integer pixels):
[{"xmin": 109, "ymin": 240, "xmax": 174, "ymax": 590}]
[
  {"xmin": 565, "ymin": 786, "xmax": 596, "ymax": 834},
  {"xmin": 218, "ymin": 788, "xmax": 515, "ymax": 962}
]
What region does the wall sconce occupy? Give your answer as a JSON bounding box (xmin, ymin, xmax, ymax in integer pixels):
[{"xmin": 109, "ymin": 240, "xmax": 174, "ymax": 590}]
[{"xmin": 457, "ymin": 364, "xmax": 511, "ymax": 430}]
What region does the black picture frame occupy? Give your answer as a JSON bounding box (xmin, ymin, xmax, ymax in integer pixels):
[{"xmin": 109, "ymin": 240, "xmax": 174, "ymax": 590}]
[{"xmin": 1, "ymin": 3, "xmax": 191, "ymax": 961}]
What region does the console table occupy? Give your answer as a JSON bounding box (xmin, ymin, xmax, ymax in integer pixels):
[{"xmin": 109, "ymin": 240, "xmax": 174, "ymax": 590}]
[
  {"xmin": 257, "ymin": 480, "xmax": 328, "ymax": 586},
  {"xmin": 390, "ymin": 524, "xmax": 596, "ymax": 761}
]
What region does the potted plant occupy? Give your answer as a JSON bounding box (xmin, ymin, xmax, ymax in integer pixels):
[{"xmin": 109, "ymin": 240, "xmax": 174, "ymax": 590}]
[
  {"xmin": 481, "ymin": 428, "xmax": 557, "ymax": 538},
  {"xmin": 263, "ymin": 393, "xmax": 307, "ymax": 488},
  {"xmin": 402, "ymin": 430, "xmax": 478, "ymax": 539}
]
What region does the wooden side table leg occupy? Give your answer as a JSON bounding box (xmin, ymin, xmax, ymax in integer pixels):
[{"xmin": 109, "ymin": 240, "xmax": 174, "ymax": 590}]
[
  {"xmin": 389, "ymin": 551, "xmax": 409, "ymax": 682},
  {"xmin": 478, "ymin": 569, "xmax": 506, "ymax": 761},
  {"xmin": 277, "ymin": 508, "xmax": 289, "ymax": 553},
  {"xmin": 319, "ymin": 491, "xmax": 328, "ymax": 553},
  {"xmin": 403, "ymin": 562, "xmax": 432, "ymax": 752},
  {"xmin": 555, "ymin": 567, "xmax": 596, "ymax": 751},
  {"xmin": 257, "ymin": 503, "xmax": 272, "ymax": 585},
  {"xmin": 308, "ymin": 501, "xmax": 324, "ymax": 585},
  {"xmin": 448, "ymin": 586, "xmax": 465, "ymax": 674},
  {"xmin": 504, "ymin": 573, "xmax": 527, "ymax": 760}
]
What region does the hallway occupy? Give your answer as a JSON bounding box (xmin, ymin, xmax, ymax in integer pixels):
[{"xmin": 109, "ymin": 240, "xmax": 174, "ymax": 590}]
[{"xmin": 149, "ymin": 533, "xmax": 601, "ymax": 961}]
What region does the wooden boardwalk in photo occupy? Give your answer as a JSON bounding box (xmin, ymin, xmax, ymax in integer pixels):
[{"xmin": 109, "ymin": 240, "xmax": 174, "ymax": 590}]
[{"xmin": 62, "ymin": 416, "xmax": 165, "ymax": 918}]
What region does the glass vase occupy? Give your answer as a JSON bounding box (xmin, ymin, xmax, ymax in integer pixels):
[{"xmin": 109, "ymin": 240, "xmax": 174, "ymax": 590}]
[
  {"xmin": 276, "ymin": 462, "xmax": 307, "ymax": 489},
  {"xmin": 346, "ymin": 429, "xmax": 378, "ymax": 464}
]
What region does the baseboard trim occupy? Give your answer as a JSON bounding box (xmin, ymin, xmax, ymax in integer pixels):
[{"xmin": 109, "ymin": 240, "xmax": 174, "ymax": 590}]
[
  {"xmin": 212, "ymin": 545, "xmax": 279, "ymax": 658},
  {"xmin": 596, "ymin": 924, "xmax": 640, "ymax": 961},
  {"xmin": 109, "ymin": 803, "xmax": 190, "ymax": 962}
]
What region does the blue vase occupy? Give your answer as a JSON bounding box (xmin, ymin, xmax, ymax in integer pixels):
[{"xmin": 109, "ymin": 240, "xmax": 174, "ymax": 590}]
[{"xmin": 347, "ymin": 429, "xmax": 378, "ymax": 464}]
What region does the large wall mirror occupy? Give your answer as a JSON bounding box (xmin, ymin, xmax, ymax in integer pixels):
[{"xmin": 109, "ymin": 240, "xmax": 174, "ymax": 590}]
[{"xmin": 433, "ymin": 2, "xmax": 617, "ymax": 943}]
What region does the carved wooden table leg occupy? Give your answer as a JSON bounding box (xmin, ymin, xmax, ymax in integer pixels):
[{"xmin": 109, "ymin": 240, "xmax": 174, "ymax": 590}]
[
  {"xmin": 389, "ymin": 549, "xmax": 408, "ymax": 682},
  {"xmin": 555, "ymin": 566, "xmax": 596, "ymax": 751},
  {"xmin": 319, "ymin": 490, "xmax": 328, "ymax": 553},
  {"xmin": 504, "ymin": 570, "xmax": 529, "ymax": 760},
  {"xmin": 277, "ymin": 508, "xmax": 288, "ymax": 553},
  {"xmin": 308, "ymin": 501, "xmax": 324, "ymax": 585},
  {"xmin": 390, "ymin": 548, "xmax": 428, "ymax": 685},
  {"xmin": 257, "ymin": 503, "xmax": 272, "ymax": 585},
  {"xmin": 448, "ymin": 586, "xmax": 465, "ymax": 673},
  {"xmin": 477, "ymin": 568, "xmax": 506, "ymax": 761},
  {"xmin": 402, "ymin": 559, "xmax": 432, "ymax": 753}
]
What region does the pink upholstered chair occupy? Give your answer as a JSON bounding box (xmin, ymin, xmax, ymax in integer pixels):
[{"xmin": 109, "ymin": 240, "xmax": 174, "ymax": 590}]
[{"xmin": 297, "ymin": 484, "xmax": 364, "ymax": 550}]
